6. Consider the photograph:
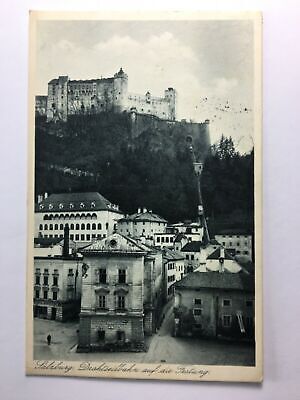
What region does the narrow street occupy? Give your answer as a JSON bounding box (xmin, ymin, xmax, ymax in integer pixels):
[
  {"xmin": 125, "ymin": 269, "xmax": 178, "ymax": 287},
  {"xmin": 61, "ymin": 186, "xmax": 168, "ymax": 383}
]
[{"xmin": 34, "ymin": 299, "xmax": 255, "ymax": 366}]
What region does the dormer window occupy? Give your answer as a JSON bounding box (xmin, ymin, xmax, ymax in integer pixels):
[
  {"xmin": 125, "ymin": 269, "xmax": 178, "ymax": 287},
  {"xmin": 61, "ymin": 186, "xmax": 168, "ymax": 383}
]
[
  {"xmin": 39, "ymin": 204, "xmax": 44, "ymax": 210},
  {"xmin": 59, "ymin": 203, "xmax": 64, "ymax": 209},
  {"xmin": 80, "ymin": 203, "xmax": 85, "ymax": 209},
  {"xmin": 91, "ymin": 202, "xmax": 96, "ymax": 208},
  {"xmin": 48, "ymin": 204, "xmax": 53, "ymax": 210},
  {"xmin": 69, "ymin": 203, "xmax": 74, "ymax": 209}
]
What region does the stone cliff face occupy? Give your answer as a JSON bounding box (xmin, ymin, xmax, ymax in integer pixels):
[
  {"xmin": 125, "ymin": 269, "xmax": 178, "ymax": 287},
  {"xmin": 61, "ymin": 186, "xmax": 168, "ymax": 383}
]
[{"xmin": 35, "ymin": 112, "xmax": 211, "ymax": 222}]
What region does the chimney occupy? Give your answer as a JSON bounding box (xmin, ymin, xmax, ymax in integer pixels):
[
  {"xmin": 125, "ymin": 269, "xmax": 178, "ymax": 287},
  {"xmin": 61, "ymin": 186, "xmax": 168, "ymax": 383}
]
[
  {"xmin": 63, "ymin": 224, "xmax": 70, "ymax": 257},
  {"xmin": 138, "ymin": 207, "xmax": 142, "ymax": 214},
  {"xmin": 219, "ymin": 247, "xmax": 225, "ymax": 273}
]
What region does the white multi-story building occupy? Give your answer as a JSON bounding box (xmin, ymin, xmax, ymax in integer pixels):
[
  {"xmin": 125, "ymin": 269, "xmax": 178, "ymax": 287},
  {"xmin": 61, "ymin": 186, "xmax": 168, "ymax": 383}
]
[
  {"xmin": 215, "ymin": 231, "xmax": 253, "ymax": 261},
  {"xmin": 35, "ymin": 192, "xmax": 124, "ymax": 246},
  {"xmin": 117, "ymin": 208, "xmax": 167, "ymax": 242}
]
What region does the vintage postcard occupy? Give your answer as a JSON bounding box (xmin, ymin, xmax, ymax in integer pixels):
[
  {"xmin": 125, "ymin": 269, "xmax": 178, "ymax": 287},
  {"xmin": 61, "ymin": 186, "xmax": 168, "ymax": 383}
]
[{"xmin": 26, "ymin": 11, "xmax": 262, "ymax": 382}]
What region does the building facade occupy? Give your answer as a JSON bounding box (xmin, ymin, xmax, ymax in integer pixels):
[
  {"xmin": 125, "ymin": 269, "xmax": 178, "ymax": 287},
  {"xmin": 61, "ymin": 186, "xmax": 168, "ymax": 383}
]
[
  {"xmin": 35, "ymin": 192, "xmax": 123, "ymax": 246},
  {"xmin": 117, "ymin": 208, "xmax": 167, "ymax": 243},
  {"xmin": 215, "ymin": 232, "xmax": 253, "ymax": 261},
  {"xmin": 162, "ymin": 248, "xmax": 185, "ymax": 301},
  {"xmin": 77, "ymin": 233, "xmax": 163, "ymax": 352},
  {"xmin": 41, "ymin": 68, "xmax": 176, "ymax": 122},
  {"xmin": 174, "ymin": 272, "xmax": 255, "ymax": 339}
]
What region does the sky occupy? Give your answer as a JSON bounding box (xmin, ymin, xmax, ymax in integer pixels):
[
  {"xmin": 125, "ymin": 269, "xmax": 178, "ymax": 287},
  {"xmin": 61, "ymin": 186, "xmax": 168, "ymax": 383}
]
[{"xmin": 36, "ymin": 19, "xmax": 254, "ymax": 153}]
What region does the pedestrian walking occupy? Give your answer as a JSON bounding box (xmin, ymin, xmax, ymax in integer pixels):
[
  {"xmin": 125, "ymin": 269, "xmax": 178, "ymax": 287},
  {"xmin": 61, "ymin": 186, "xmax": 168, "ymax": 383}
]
[{"xmin": 47, "ymin": 334, "xmax": 51, "ymax": 345}]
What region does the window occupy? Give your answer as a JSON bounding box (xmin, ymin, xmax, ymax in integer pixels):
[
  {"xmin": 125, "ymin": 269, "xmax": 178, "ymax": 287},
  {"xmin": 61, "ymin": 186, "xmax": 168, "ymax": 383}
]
[
  {"xmin": 99, "ymin": 295, "xmax": 106, "ymax": 309},
  {"xmin": 92, "ymin": 223, "xmax": 96, "ymax": 230},
  {"xmin": 86, "ymin": 223, "xmax": 91, "ymax": 230},
  {"xmin": 81, "ymin": 223, "xmax": 85, "ymax": 230},
  {"xmin": 246, "ymin": 300, "xmax": 253, "ymax": 307},
  {"xmin": 39, "ymin": 224, "xmax": 43, "ymax": 230},
  {"xmin": 157, "ymin": 237, "xmax": 160, "ymax": 243},
  {"xmin": 81, "ymin": 234, "xmax": 85, "ymax": 241},
  {"xmin": 170, "ymin": 237, "xmax": 173, "ymax": 242},
  {"xmin": 237, "ymin": 242, "xmax": 240, "ymax": 246},
  {"xmin": 76, "ymin": 224, "xmax": 80, "ymax": 230},
  {"xmin": 186, "ymin": 254, "xmax": 189, "ymax": 260},
  {"xmin": 53, "ymin": 276, "xmax": 58, "ymax": 286},
  {"xmin": 98, "ymin": 330, "xmax": 105, "ymax": 341},
  {"xmin": 193, "ymin": 308, "xmax": 202, "ymax": 316},
  {"xmin": 244, "ymin": 251, "xmax": 249, "ymax": 255},
  {"xmin": 75, "ymin": 234, "xmax": 79, "ymax": 240},
  {"xmin": 43, "ymin": 290, "xmax": 48, "ymax": 300},
  {"xmin": 223, "ymin": 299, "xmax": 231, "ymax": 307},
  {"xmin": 68, "ymin": 268, "xmax": 73, "ymax": 276},
  {"xmin": 70, "ymin": 234, "xmax": 74, "ymax": 240},
  {"xmin": 166, "ymin": 237, "xmax": 169, "ymax": 243},
  {"xmin": 70, "ymin": 224, "xmax": 74, "ymax": 230},
  {"xmin": 35, "ymin": 275, "xmax": 40, "ymax": 285},
  {"xmin": 60, "ymin": 224, "xmax": 63, "ymax": 230},
  {"xmin": 43, "ymin": 276, "xmax": 48, "ymax": 285},
  {"xmin": 49, "ymin": 224, "xmax": 53, "ymax": 230},
  {"xmin": 223, "ymin": 315, "xmax": 232, "ymax": 327},
  {"xmin": 44, "ymin": 224, "xmax": 48, "ymax": 230},
  {"xmin": 191, "ymin": 254, "xmax": 195, "ymax": 260},
  {"xmin": 161, "ymin": 237, "xmax": 165, "ymax": 243},
  {"xmin": 35, "ymin": 290, "xmax": 40, "ymax": 299},
  {"xmin": 194, "ymin": 298, "xmax": 202, "ymax": 305},
  {"xmin": 99, "ymin": 268, "xmax": 107, "ymax": 284},
  {"xmin": 106, "ymin": 223, "xmax": 109, "ymax": 230},
  {"xmin": 117, "ymin": 296, "xmax": 125, "ymax": 309},
  {"xmin": 86, "ymin": 234, "xmax": 90, "ymax": 241},
  {"xmin": 54, "ymin": 224, "xmax": 58, "ymax": 230},
  {"xmin": 53, "ymin": 292, "xmax": 57, "ymax": 300},
  {"xmin": 118, "ymin": 269, "xmax": 126, "ymax": 284},
  {"xmin": 98, "ymin": 223, "xmax": 102, "ymax": 230}
]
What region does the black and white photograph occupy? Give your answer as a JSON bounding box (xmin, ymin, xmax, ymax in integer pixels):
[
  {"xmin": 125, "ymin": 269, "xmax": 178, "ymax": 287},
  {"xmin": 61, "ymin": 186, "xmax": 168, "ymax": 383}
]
[{"xmin": 26, "ymin": 11, "xmax": 262, "ymax": 382}]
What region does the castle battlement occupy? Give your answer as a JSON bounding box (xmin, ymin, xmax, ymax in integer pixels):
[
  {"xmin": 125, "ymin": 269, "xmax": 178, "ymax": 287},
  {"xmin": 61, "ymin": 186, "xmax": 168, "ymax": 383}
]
[{"xmin": 37, "ymin": 68, "xmax": 176, "ymax": 122}]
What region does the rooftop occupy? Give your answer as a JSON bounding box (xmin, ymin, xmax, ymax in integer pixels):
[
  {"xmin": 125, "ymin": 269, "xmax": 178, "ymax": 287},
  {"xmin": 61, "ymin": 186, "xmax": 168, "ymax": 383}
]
[
  {"xmin": 175, "ymin": 271, "xmax": 254, "ymax": 292},
  {"xmin": 35, "ymin": 192, "xmax": 122, "ymax": 214},
  {"xmin": 207, "ymin": 247, "xmax": 235, "ymax": 261},
  {"xmin": 118, "ymin": 211, "xmax": 167, "ymax": 224},
  {"xmin": 163, "ymin": 248, "xmax": 184, "ymax": 261},
  {"xmin": 181, "ymin": 241, "xmax": 202, "ymax": 252}
]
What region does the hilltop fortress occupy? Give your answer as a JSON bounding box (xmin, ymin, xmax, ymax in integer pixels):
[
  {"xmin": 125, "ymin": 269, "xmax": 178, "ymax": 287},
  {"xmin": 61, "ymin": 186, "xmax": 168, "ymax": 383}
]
[{"xmin": 36, "ymin": 68, "xmax": 176, "ymax": 122}]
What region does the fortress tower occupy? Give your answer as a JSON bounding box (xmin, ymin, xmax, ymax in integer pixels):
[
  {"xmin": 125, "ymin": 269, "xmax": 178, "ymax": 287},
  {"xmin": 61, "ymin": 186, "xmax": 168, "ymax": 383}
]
[{"xmin": 113, "ymin": 68, "xmax": 128, "ymax": 113}]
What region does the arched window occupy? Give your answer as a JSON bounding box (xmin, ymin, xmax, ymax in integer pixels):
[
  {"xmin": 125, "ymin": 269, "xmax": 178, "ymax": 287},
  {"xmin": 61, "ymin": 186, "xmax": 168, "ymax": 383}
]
[
  {"xmin": 59, "ymin": 214, "xmax": 64, "ymax": 220},
  {"xmin": 54, "ymin": 214, "xmax": 59, "ymax": 220},
  {"xmin": 49, "ymin": 215, "xmax": 53, "ymax": 220},
  {"xmin": 75, "ymin": 214, "xmax": 81, "ymax": 220},
  {"xmin": 54, "ymin": 224, "xmax": 58, "ymax": 230},
  {"xmin": 70, "ymin": 224, "xmax": 74, "ymax": 230},
  {"xmin": 49, "ymin": 224, "xmax": 53, "ymax": 230},
  {"xmin": 92, "ymin": 223, "xmax": 96, "ymax": 230},
  {"xmin": 44, "ymin": 224, "xmax": 48, "ymax": 230},
  {"xmin": 98, "ymin": 223, "xmax": 102, "ymax": 230},
  {"xmin": 106, "ymin": 223, "xmax": 109, "ymax": 230},
  {"xmin": 39, "ymin": 224, "xmax": 43, "ymax": 230},
  {"xmin": 70, "ymin": 214, "xmax": 75, "ymax": 219},
  {"xmin": 43, "ymin": 215, "xmax": 49, "ymax": 221},
  {"xmin": 86, "ymin": 223, "xmax": 91, "ymax": 230},
  {"xmin": 81, "ymin": 223, "xmax": 85, "ymax": 230},
  {"xmin": 65, "ymin": 214, "xmax": 70, "ymax": 220},
  {"xmin": 92, "ymin": 213, "xmax": 97, "ymax": 220},
  {"xmin": 60, "ymin": 224, "xmax": 64, "ymax": 230},
  {"xmin": 86, "ymin": 213, "xmax": 92, "ymax": 219},
  {"xmin": 76, "ymin": 224, "xmax": 80, "ymax": 230}
]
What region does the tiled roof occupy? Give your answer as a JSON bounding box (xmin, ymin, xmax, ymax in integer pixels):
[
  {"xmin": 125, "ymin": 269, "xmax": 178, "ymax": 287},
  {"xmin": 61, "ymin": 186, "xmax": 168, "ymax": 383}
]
[
  {"xmin": 118, "ymin": 211, "xmax": 167, "ymax": 224},
  {"xmin": 181, "ymin": 241, "xmax": 202, "ymax": 252},
  {"xmin": 175, "ymin": 271, "xmax": 254, "ymax": 292},
  {"xmin": 81, "ymin": 232, "xmax": 147, "ymax": 255},
  {"xmin": 35, "ymin": 192, "xmax": 122, "ymax": 213},
  {"xmin": 207, "ymin": 247, "xmax": 234, "ymax": 261},
  {"xmin": 163, "ymin": 248, "xmax": 184, "ymax": 261},
  {"xmin": 34, "ymin": 237, "xmax": 77, "ymax": 249},
  {"xmin": 174, "ymin": 233, "xmax": 187, "ymax": 243}
]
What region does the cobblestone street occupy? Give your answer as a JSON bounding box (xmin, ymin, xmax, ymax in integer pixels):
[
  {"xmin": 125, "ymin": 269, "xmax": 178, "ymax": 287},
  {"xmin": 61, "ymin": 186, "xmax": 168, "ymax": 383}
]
[{"xmin": 34, "ymin": 302, "xmax": 255, "ymax": 366}]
